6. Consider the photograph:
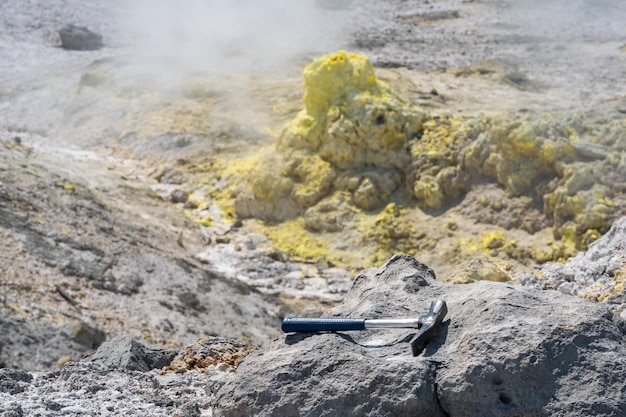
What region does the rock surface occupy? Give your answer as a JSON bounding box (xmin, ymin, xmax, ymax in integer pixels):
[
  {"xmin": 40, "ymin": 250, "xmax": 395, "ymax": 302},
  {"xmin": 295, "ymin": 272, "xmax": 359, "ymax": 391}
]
[
  {"xmin": 214, "ymin": 255, "xmax": 626, "ymax": 417},
  {"xmin": 0, "ymin": 137, "xmax": 284, "ymax": 371},
  {"xmin": 2, "ymin": 256, "xmax": 625, "ymax": 416}
]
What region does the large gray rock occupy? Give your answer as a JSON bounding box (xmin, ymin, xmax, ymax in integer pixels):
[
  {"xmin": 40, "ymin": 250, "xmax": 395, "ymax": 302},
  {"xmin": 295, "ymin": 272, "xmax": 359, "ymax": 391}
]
[{"xmin": 214, "ymin": 255, "xmax": 626, "ymax": 417}]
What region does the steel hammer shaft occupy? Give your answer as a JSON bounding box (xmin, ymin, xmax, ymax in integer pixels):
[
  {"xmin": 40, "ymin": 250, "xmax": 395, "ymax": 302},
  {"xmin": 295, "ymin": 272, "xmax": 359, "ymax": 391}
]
[{"xmin": 281, "ymin": 300, "xmax": 448, "ymax": 356}]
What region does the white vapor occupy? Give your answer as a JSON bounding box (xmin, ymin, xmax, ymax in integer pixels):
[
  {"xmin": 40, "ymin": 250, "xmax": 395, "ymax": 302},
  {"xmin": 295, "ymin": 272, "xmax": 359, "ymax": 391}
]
[{"xmin": 117, "ymin": 0, "xmax": 352, "ymax": 77}]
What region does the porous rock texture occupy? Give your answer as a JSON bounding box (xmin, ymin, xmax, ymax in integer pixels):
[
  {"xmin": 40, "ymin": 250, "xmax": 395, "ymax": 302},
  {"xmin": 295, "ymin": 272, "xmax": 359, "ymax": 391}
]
[{"xmin": 213, "ymin": 255, "xmax": 626, "ymax": 417}]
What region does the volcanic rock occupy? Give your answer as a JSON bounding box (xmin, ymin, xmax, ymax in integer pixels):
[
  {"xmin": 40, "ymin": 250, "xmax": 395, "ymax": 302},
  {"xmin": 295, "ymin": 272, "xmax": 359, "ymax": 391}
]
[
  {"xmin": 0, "ymin": 369, "xmax": 32, "ymax": 395},
  {"xmin": 87, "ymin": 335, "xmax": 177, "ymax": 372},
  {"xmin": 0, "ymin": 336, "xmax": 250, "ymax": 416},
  {"xmin": 213, "ymin": 254, "xmax": 626, "ymax": 417},
  {"xmin": 58, "ymin": 25, "xmax": 103, "ymax": 51}
]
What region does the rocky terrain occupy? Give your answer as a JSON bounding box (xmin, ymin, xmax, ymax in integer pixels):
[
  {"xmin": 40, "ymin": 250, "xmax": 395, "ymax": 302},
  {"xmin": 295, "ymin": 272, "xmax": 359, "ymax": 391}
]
[
  {"xmin": 215, "ymin": 254, "xmax": 626, "ymax": 417},
  {"xmin": 1, "ymin": 0, "xmax": 626, "ymax": 415},
  {"xmin": 2, "ymin": 249, "xmax": 625, "ymax": 416}
]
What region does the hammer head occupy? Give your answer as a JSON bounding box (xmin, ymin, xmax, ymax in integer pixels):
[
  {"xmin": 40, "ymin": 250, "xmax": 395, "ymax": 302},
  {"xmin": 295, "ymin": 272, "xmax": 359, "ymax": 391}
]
[{"xmin": 410, "ymin": 300, "xmax": 447, "ymax": 356}]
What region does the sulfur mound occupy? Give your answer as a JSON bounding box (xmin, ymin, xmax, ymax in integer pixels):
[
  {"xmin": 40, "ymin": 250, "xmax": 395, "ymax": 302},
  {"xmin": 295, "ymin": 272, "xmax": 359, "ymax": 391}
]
[
  {"xmin": 411, "ymin": 112, "xmax": 626, "ymax": 251},
  {"xmin": 224, "ymin": 52, "xmax": 626, "ymax": 265},
  {"xmin": 234, "ymin": 51, "xmax": 427, "ymax": 221},
  {"xmin": 278, "ymin": 50, "xmax": 425, "ymax": 171}
]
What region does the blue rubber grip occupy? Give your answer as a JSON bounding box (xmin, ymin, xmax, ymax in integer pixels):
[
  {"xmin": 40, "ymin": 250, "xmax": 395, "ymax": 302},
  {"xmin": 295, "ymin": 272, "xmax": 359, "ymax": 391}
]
[{"xmin": 281, "ymin": 317, "xmax": 366, "ymax": 333}]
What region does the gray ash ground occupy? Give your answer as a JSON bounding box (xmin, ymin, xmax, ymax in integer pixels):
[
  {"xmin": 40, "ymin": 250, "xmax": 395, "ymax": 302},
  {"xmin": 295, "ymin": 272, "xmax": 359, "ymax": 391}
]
[{"xmin": 348, "ymin": 0, "xmax": 626, "ymax": 113}]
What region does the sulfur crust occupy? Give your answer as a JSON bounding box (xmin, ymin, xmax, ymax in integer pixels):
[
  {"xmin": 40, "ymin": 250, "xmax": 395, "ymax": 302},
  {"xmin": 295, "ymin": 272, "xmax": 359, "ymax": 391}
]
[
  {"xmin": 278, "ymin": 50, "xmax": 426, "ymax": 170},
  {"xmin": 174, "ymin": 52, "xmax": 626, "ymax": 271},
  {"xmin": 263, "ymin": 219, "xmax": 329, "ymax": 262}
]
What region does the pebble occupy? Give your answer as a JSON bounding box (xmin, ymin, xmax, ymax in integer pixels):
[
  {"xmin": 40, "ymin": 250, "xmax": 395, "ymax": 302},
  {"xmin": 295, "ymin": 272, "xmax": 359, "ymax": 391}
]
[
  {"xmin": 170, "ymin": 189, "xmax": 189, "ymax": 204},
  {"xmin": 557, "ymin": 281, "xmax": 578, "ymax": 296},
  {"xmin": 61, "ymin": 405, "xmax": 89, "ymax": 414}
]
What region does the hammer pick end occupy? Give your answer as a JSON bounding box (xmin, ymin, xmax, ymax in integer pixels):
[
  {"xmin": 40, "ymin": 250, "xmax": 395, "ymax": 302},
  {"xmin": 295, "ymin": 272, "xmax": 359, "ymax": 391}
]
[{"xmin": 410, "ymin": 300, "xmax": 448, "ymax": 356}]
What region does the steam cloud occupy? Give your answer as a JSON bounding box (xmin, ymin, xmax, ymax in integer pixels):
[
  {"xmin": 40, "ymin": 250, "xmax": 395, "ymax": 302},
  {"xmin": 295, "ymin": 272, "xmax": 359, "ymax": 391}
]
[{"xmin": 117, "ymin": 0, "xmax": 352, "ymax": 77}]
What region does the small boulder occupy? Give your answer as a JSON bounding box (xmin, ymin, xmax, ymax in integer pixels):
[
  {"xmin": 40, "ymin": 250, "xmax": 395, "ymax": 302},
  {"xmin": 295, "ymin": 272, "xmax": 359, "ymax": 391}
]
[
  {"xmin": 170, "ymin": 189, "xmax": 189, "ymax": 204},
  {"xmin": 88, "ymin": 335, "xmax": 177, "ymax": 372},
  {"xmin": 59, "ymin": 25, "xmax": 103, "ymax": 51}
]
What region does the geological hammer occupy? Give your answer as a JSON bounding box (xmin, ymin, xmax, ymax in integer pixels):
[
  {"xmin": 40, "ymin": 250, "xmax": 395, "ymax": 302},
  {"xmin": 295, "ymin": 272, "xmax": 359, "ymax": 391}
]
[{"xmin": 282, "ymin": 300, "xmax": 447, "ymax": 356}]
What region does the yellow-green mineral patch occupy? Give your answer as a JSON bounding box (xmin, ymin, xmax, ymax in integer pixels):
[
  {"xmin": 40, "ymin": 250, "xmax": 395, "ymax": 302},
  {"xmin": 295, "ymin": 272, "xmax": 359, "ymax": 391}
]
[
  {"xmin": 178, "ymin": 52, "xmax": 626, "ymax": 274},
  {"xmin": 358, "ymin": 203, "xmax": 419, "ymax": 264},
  {"xmin": 480, "ymin": 231, "xmax": 507, "ymax": 251},
  {"xmin": 278, "ymin": 51, "xmax": 426, "ymax": 171},
  {"xmin": 232, "ymin": 50, "xmax": 429, "ymax": 225},
  {"xmin": 302, "ymin": 51, "xmax": 379, "ymax": 120},
  {"xmin": 443, "ymin": 257, "xmax": 514, "ymax": 284},
  {"xmin": 263, "ymin": 219, "xmax": 329, "ymax": 262}
]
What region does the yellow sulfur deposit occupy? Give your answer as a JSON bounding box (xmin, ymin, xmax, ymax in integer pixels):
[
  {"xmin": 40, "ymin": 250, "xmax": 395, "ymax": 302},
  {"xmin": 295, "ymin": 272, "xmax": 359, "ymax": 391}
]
[
  {"xmin": 413, "ymin": 175, "xmax": 444, "ymax": 210},
  {"xmin": 443, "ymin": 257, "xmax": 514, "ymax": 284},
  {"xmin": 263, "ymin": 219, "xmax": 329, "ymax": 261},
  {"xmin": 463, "ymin": 118, "xmax": 577, "ymax": 196},
  {"xmin": 278, "ymin": 50, "xmax": 426, "ymax": 171},
  {"xmin": 234, "ymin": 51, "xmax": 428, "ymax": 224},
  {"xmin": 303, "ymin": 191, "xmax": 356, "ymax": 232},
  {"xmin": 282, "ymin": 153, "xmax": 336, "ymax": 208},
  {"xmin": 480, "ymin": 231, "xmax": 507, "ymax": 251},
  {"xmin": 301, "ymin": 51, "xmax": 379, "ymax": 120},
  {"xmin": 409, "ymin": 115, "xmax": 472, "ymax": 210},
  {"xmin": 185, "ymin": 51, "xmax": 626, "ymax": 271},
  {"xmin": 357, "ymin": 203, "xmax": 417, "ymax": 264}
]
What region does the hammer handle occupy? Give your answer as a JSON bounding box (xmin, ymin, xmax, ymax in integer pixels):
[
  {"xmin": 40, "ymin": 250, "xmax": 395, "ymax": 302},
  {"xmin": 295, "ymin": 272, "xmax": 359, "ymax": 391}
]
[{"xmin": 281, "ymin": 317, "xmax": 366, "ymax": 333}]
